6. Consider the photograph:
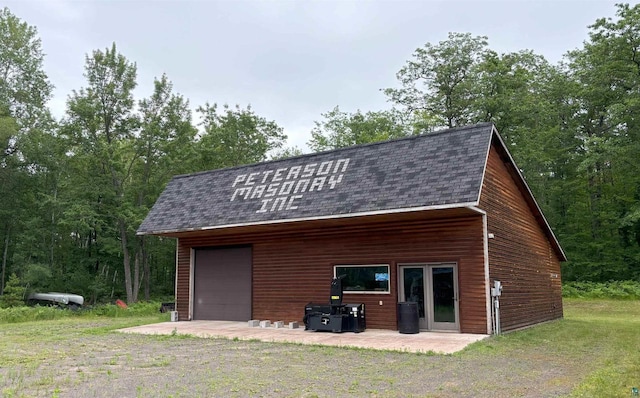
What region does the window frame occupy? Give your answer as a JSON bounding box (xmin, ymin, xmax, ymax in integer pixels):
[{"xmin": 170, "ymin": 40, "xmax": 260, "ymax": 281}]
[{"xmin": 333, "ymin": 264, "xmax": 391, "ymax": 294}]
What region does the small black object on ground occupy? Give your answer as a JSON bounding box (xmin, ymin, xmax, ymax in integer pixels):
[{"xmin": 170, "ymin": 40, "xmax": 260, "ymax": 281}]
[{"xmin": 303, "ymin": 275, "xmax": 366, "ymax": 333}]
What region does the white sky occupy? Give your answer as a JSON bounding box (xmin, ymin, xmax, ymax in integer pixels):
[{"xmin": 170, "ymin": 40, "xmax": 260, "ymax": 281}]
[{"xmin": 5, "ymin": 0, "xmax": 626, "ymax": 151}]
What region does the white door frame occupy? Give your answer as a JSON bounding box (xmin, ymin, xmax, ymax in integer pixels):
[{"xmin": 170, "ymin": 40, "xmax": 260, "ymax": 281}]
[{"xmin": 398, "ymin": 263, "xmax": 460, "ymax": 331}]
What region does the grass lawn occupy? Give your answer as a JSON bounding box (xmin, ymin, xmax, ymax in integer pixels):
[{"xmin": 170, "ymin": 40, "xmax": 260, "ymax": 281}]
[
  {"xmin": 0, "ymin": 299, "xmax": 638, "ymax": 397},
  {"xmin": 467, "ymin": 299, "xmax": 640, "ymax": 397},
  {"xmin": 559, "ymin": 300, "xmax": 640, "ymax": 397}
]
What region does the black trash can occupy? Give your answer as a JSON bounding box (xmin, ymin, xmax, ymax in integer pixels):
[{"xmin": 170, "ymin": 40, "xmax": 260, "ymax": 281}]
[{"xmin": 397, "ymin": 302, "xmax": 419, "ymax": 334}]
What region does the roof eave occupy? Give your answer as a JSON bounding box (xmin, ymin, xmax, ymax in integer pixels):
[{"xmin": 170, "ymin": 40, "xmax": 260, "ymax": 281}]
[{"xmin": 137, "ymin": 201, "xmax": 480, "ymax": 237}]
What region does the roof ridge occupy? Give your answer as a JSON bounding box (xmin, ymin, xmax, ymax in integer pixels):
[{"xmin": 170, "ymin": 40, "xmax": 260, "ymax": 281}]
[
  {"xmin": 174, "ymin": 122, "xmax": 495, "ymax": 181},
  {"xmin": 139, "ymin": 122, "xmax": 494, "ymax": 236}
]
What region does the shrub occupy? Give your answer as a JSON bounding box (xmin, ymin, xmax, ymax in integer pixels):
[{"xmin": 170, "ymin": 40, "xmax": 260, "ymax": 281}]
[
  {"xmin": 0, "ymin": 273, "xmax": 26, "ymax": 308},
  {"xmin": 86, "ymin": 301, "xmax": 164, "ymax": 317},
  {"xmin": 0, "ymin": 305, "xmax": 67, "ymax": 323},
  {"xmin": 0, "ymin": 300, "xmax": 167, "ymax": 323},
  {"xmin": 562, "ymin": 281, "xmax": 640, "ymax": 299}
]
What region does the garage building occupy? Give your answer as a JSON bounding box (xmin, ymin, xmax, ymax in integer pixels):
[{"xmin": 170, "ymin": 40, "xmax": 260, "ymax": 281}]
[{"xmin": 138, "ymin": 123, "xmax": 565, "ymax": 334}]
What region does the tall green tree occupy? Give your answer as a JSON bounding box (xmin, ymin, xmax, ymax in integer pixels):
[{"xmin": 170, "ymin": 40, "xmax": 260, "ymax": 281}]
[
  {"xmin": 0, "ymin": 105, "xmax": 19, "ymax": 294},
  {"xmin": 308, "ymin": 106, "xmax": 412, "ymax": 151},
  {"xmin": 63, "ymin": 43, "xmax": 141, "ymax": 303},
  {"xmin": 384, "ymin": 32, "xmax": 489, "ymax": 129},
  {"xmin": 134, "ymin": 74, "xmax": 197, "ymax": 300},
  {"xmin": 559, "ymin": 3, "xmax": 640, "ymax": 281},
  {"xmin": 0, "ymin": 8, "xmax": 54, "ymax": 293},
  {"xmin": 0, "ymin": 7, "xmax": 52, "ymax": 128},
  {"xmin": 197, "ymin": 103, "xmax": 286, "ymax": 169}
]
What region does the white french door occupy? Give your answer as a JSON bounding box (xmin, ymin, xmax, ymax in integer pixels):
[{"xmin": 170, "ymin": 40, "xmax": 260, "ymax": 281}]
[{"xmin": 399, "ymin": 263, "xmax": 459, "ymax": 331}]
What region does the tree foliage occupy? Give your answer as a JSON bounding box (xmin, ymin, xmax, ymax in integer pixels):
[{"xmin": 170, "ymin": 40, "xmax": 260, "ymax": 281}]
[
  {"xmin": 385, "ymin": 4, "xmax": 640, "ymax": 281},
  {"xmin": 0, "ymin": 10, "xmax": 287, "ymax": 303},
  {"xmin": 197, "ymin": 103, "xmax": 286, "ymax": 168},
  {"xmin": 309, "ymin": 106, "xmax": 413, "ymax": 152},
  {"xmin": 322, "ymin": 4, "xmax": 640, "ymax": 283},
  {"xmin": 0, "ymin": 7, "xmax": 52, "ymax": 129},
  {"xmin": 1, "ymin": 3, "xmax": 639, "ymax": 304},
  {"xmin": 0, "ymin": 273, "xmax": 25, "ymax": 307},
  {"xmin": 383, "ymin": 32, "xmax": 489, "ymax": 129}
]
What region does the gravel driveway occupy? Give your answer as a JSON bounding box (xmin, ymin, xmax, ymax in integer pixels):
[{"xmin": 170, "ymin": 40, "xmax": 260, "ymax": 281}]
[{"xmin": 1, "ymin": 327, "xmax": 586, "ymax": 398}]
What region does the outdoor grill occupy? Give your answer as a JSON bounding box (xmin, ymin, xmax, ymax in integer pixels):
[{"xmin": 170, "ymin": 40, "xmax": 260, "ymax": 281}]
[{"xmin": 303, "ymin": 275, "xmax": 366, "ymax": 333}]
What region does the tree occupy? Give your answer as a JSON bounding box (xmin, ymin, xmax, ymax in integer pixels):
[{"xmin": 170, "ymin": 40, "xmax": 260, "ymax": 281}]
[
  {"xmin": 384, "ymin": 32, "xmax": 488, "ymax": 129},
  {"xmin": 558, "ymin": 3, "xmax": 640, "ymax": 281},
  {"xmin": 134, "ymin": 74, "xmax": 197, "ymax": 300},
  {"xmin": 0, "ymin": 7, "xmax": 52, "ymax": 130},
  {"xmin": 308, "ymin": 106, "xmax": 411, "ymax": 152},
  {"xmin": 0, "ymin": 105, "xmax": 19, "ymax": 294},
  {"xmin": 63, "ymin": 43, "xmax": 140, "ymax": 303},
  {"xmin": 0, "ymin": 273, "xmax": 25, "ymax": 307},
  {"xmin": 0, "ymin": 8, "xmax": 54, "ymax": 293},
  {"xmin": 197, "ymin": 103, "xmax": 286, "ymax": 169},
  {"xmin": 271, "ymin": 146, "xmax": 304, "ymax": 160}
]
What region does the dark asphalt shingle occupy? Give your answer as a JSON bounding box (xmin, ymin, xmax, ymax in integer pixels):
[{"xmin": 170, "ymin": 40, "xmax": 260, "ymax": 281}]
[{"xmin": 138, "ymin": 123, "xmax": 494, "ymax": 234}]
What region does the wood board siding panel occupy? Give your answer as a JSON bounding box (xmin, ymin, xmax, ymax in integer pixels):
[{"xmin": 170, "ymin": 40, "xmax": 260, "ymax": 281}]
[
  {"xmin": 176, "ymin": 241, "xmax": 191, "ymax": 321},
  {"xmin": 176, "ymin": 215, "xmax": 487, "ymax": 334},
  {"xmin": 480, "ymin": 143, "xmax": 563, "ymax": 332}
]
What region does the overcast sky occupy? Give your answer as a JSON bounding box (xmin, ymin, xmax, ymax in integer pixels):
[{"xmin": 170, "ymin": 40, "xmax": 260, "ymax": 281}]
[{"xmin": 5, "ymin": 0, "xmax": 625, "ymax": 151}]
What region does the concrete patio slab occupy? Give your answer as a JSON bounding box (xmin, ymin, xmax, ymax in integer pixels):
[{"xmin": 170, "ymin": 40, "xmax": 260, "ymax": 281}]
[{"xmin": 118, "ymin": 321, "xmax": 489, "ymax": 354}]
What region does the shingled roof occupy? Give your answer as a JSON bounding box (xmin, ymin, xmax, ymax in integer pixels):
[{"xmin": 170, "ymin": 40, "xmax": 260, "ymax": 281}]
[{"xmin": 138, "ymin": 123, "xmax": 499, "ymax": 236}]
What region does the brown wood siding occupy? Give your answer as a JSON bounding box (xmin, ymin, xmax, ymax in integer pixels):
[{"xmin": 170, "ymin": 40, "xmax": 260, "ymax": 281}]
[
  {"xmin": 175, "ymin": 214, "xmax": 488, "ymax": 334},
  {"xmin": 176, "ymin": 241, "xmax": 191, "ymax": 321},
  {"xmin": 480, "ymin": 143, "xmax": 563, "ymax": 332}
]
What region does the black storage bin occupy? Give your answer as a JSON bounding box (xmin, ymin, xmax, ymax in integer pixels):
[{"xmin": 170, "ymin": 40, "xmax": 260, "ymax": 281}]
[
  {"xmin": 397, "ymin": 302, "xmax": 420, "ymax": 334},
  {"xmin": 344, "ymin": 303, "xmax": 366, "ymax": 333}
]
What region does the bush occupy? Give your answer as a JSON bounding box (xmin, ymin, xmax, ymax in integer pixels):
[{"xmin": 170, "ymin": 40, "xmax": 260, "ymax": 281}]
[
  {"xmin": 0, "ymin": 305, "xmax": 68, "ymax": 323},
  {"xmin": 0, "ymin": 300, "xmax": 167, "ymax": 323},
  {"xmin": 562, "ymin": 281, "xmax": 640, "ymax": 299},
  {"xmin": 0, "ymin": 273, "xmax": 26, "ymax": 308},
  {"xmin": 86, "ymin": 301, "xmax": 162, "ymax": 317}
]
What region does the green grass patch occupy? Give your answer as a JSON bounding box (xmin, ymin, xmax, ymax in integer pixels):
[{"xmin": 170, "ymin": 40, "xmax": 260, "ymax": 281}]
[
  {"xmin": 464, "ymin": 299, "xmax": 640, "ymax": 397},
  {"xmin": 0, "ymin": 301, "xmax": 168, "ymax": 323},
  {"xmin": 564, "ymin": 299, "xmax": 640, "ymax": 397}
]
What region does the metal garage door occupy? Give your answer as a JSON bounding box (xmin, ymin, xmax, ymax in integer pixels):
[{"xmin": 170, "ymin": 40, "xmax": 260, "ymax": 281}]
[{"xmin": 193, "ymin": 246, "xmax": 252, "ymax": 321}]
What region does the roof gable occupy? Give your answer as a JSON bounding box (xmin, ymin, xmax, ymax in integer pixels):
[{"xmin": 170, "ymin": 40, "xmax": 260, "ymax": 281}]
[
  {"xmin": 138, "ymin": 123, "xmax": 494, "ymax": 235},
  {"xmin": 484, "ymin": 131, "xmax": 567, "ymax": 261}
]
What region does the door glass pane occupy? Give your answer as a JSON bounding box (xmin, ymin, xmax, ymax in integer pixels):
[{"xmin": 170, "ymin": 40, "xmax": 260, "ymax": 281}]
[
  {"xmin": 432, "ymin": 267, "xmax": 455, "ymax": 323},
  {"xmin": 403, "ymin": 268, "xmax": 425, "ymax": 318}
]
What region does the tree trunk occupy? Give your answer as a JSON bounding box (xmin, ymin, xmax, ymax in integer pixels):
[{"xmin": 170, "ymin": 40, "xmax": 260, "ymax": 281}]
[
  {"xmin": 143, "ymin": 238, "xmax": 150, "ymax": 301},
  {"xmin": 1, "ymin": 226, "xmax": 9, "ymax": 295},
  {"xmin": 50, "ymin": 186, "xmax": 57, "ymax": 269},
  {"xmin": 119, "ymin": 219, "xmax": 134, "ymax": 303},
  {"xmin": 133, "ymin": 246, "xmax": 140, "ymax": 303}
]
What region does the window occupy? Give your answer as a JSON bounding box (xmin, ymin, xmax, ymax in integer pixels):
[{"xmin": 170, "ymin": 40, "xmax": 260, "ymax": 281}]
[{"xmin": 334, "ymin": 264, "xmax": 390, "ymax": 294}]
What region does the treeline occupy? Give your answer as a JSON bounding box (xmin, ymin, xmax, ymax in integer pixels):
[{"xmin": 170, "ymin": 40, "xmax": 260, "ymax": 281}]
[
  {"xmin": 1, "ymin": 4, "xmax": 639, "ymax": 304},
  {"xmin": 0, "ymin": 9, "xmax": 288, "ymax": 304},
  {"xmin": 311, "ymin": 4, "xmax": 640, "ymax": 284}
]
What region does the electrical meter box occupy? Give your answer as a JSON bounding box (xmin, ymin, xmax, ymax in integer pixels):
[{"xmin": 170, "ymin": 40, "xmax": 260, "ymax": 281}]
[{"xmin": 491, "ymin": 280, "xmax": 502, "ymax": 297}]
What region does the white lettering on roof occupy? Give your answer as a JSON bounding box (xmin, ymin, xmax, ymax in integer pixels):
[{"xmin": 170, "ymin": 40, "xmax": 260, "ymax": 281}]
[{"xmin": 230, "ymin": 158, "xmax": 350, "ymax": 213}]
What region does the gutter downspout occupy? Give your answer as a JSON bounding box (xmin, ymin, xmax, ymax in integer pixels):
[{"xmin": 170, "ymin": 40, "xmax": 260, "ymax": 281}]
[{"xmin": 468, "ymin": 206, "xmax": 492, "ymax": 335}]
